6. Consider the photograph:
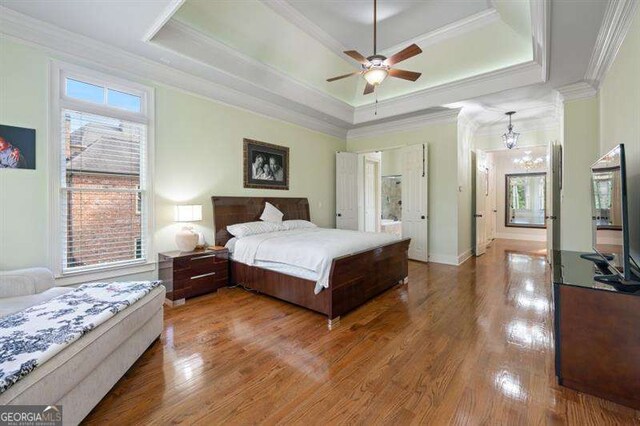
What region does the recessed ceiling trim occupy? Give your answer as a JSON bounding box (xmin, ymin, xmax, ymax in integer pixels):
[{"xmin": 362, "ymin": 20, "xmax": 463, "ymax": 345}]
[
  {"xmin": 265, "ymin": 0, "xmax": 502, "ymax": 63},
  {"xmin": 347, "ymin": 108, "xmax": 461, "ymax": 140},
  {"xmin": 556, "ymin": 81, "xmax": 597, "ymax": 102},
  {"xmin": 261, "ymin": 0, "xmax": 359, "ymax": 69},
  {"xmin": 161, "ymin": 17, "xmax": 354, "ymax": 123},
  {"xmin": 142, "ymin": 0, "xmax": 185, "ymax": 42},
  {"xmin": 354, "ymin": 60, "xmax": 544, "ymax": 124},
  {"xmin": 380, "ymin": 8, "xmax": 501, "ymax": 55},
  {"xmin": 0, "ymin": 6, "xmax": 348, "ymax": 139},
  {"xmin": 530, "ymin": 0, "xmax": 550, "ymax": 82},
  {"xmin": 584, "ymin": 0, "xmax": 639, "ymax": 89}
]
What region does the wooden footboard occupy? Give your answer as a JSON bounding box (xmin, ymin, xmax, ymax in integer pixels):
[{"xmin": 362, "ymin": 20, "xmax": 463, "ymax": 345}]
[
  {"xmin": 230, "ymin": 238, "xmax": 410, "ymax": 327},
  {"xmin": 328, "ymin": 238, "xmax": 410, "ymax": 320},
  {"xmin": 212, "ymin": 196, "xmax": 410, "ymax": 328}
]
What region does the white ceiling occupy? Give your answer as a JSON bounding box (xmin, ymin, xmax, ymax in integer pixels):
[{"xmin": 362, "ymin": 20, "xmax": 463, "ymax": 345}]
[
  {"xmin": 286, "ymin": 0, "xmax": 491, "ymax": 54},
  {"xmin": 0, "ymin": 0, "xmax": 611, "ymax": 137}
]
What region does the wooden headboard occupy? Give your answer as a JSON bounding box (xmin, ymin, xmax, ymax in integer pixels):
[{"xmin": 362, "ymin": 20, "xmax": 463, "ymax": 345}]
[{"xmin": 211, "ymin": 196, "xmax": 310, "ymax": 246}]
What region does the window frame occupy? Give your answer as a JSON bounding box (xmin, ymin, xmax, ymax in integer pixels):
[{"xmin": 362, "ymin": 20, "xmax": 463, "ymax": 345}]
[
  {"xmin": 49, "ymin": 61, "xmax": 155, "ymax": 284},
  {"xmin": 505, "ymin": 172, "xmax": 547, "ymax": 229}
]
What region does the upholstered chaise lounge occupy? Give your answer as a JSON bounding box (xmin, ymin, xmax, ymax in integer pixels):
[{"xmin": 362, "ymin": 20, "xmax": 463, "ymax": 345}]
[{"xmin": 0, "ymin": 268, "xmax": 165, "ymax": 424}]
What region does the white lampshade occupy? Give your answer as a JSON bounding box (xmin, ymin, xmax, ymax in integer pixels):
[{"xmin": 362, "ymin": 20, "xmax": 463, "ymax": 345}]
[
  {"xmin": 364, "ymin": 67, "xmax": 388, "ymax": 86},
  {"xmin": 174, "ymin": 205, "xmax": 202, "ymax": 222}
]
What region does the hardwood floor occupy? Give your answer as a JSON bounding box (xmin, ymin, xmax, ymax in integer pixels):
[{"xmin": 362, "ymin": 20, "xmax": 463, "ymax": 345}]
[{"xmin": 84, "ymin": 239, "xmax": 640, "ymax": 425}]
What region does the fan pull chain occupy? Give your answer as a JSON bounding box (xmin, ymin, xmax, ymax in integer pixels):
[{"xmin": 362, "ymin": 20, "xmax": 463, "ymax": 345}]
[{"xmin": 375, "ymin": 92, "xmax": 378, "ymax": 116}]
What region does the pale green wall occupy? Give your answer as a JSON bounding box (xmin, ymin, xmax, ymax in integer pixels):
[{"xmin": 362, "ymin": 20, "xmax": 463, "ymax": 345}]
[
  {"xmin": 599, "ymin": 7, "xmax": 640, "ymax": 261},
  {"xmin": 560, "ymin": 96, "xmax": 599, "ymax": 251},
  {"xmin": 154, "ymin": 86, "xmax": 344, "ymax": 253},
  {"xmin": 381, "ymin": 149, "xmax": 402, "ymax": 176},
  {"xmin": 0, "ymin": 37, "xmax": 50, "ymax": 270},
  {"xmin": 0, "ymin": 37, "xmax": 345, "ymax": 274},
  {"xmin": 457, "ymin": 117, "xmax": 474, "ymax": 259},
  {"xmin": 347, "ymin": 122, "xmax": 461, "ymax": 262}
]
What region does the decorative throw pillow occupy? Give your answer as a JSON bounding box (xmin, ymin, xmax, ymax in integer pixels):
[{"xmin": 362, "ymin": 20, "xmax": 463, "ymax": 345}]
[
  {"xmin": 282, "ymin": 220, "xmax": 317, "ymax": 231},
  {"xmin": 260, "ymin": 202, "xmax": 284, "ymax": 223},
  {"xmin": 227, "ymin": 221, "xmax": 283, "ymax": 238}
]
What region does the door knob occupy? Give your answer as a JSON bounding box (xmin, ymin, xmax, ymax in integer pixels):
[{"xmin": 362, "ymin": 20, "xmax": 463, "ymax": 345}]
[
  {"xmin": 474, "ymin": 214, "xmax": 483, "ymax": 218},
  {"xmin": 337, "ymin": 213, "xmax": 342, "ymax": 217},
  {"xmin": 421, "ymin": 215, "xmax": 426, "ymax": 219}
]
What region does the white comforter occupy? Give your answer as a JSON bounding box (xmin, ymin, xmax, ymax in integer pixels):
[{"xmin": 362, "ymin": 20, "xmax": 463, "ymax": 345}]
[{"xmin": 232, "ymin": 228, "xmax": 401, "ymax": 294}]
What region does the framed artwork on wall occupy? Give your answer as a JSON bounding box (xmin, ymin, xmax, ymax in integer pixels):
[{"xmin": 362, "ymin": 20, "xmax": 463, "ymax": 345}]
[
  {"xmin": 0, "ymin": 124, "xmax": 36, "ymax": 170},
  {"xmin": 243, "ymin": 138, "xmax": 289, "ymax": 190}
]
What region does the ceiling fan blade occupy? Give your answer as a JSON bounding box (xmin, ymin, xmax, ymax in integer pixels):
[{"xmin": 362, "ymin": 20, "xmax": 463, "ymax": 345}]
[
  {"xmin": 344, "ymin": 50, "xmax": 369, "ymax": 65},
  {"xmin": 326, "ymin": 71, "xmax": 360, "ymax": 82},
  {"xmin": 389, "ymin": 68, "xmax": 422, "ymax": 81},
  {"xmin": 384, "ymin": 44, "xmax": 422, "ymax": 66},
  {"xmin": 364, "ymin": 83, "xmax": 375, "ymax": 95}
]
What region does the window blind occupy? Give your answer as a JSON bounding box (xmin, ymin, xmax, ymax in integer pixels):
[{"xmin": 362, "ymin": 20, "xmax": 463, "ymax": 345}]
[{"xmin": 61, "ymin": 109, "xmax": 147, "ymax": 272}]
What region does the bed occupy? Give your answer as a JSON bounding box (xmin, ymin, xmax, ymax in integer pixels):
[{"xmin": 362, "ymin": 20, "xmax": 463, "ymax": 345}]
[{"xmin": 212, "ymin": 196, "xmax": 410, "ymax": 329}]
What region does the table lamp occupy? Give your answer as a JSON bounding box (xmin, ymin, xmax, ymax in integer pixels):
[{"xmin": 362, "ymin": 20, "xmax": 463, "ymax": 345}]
[{"xmin": 174, "ymin": 205, "xmax": 202, "ymax": 251}]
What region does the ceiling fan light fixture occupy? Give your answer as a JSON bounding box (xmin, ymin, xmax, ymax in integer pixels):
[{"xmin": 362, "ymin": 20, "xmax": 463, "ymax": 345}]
[{"xmin": 364, "ymin": 67, "xmax": 388, "ymax": 86}]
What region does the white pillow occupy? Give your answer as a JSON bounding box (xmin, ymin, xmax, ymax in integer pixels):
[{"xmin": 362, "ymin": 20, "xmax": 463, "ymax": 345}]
[
  {"xmin": 224, "ymin": 237, "xmax": 238, "ymax": 253},
  {"xmin": 282, "ymin": 220, "xmax": 317, "ymax": 231},
  {"xmin": 260, "ymin": 202, "xmax": 284, "ymax": 223},
  {"xmin": 227, "ymin": 221, "xmax": 283, "ymax": 238}
]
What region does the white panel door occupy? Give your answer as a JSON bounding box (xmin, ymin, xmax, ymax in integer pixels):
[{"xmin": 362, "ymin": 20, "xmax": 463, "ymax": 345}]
[
  {"xmin": 401, "ymin": 144, "xmax": 428, "ymax": 262},
  {"xmin": 547, "ymin": 141, "xmax": 562, "ymax": 263},
  {"xmin": 364, "ymin": 159, "xmax": 377, "ymax": 232},
  {"xmin": 475, "ymin": 151, "xmax": 488, "ymax": 256},
  {"xmin": 336, "ymin": 152, "xmax": 359, "ymax": 230}
]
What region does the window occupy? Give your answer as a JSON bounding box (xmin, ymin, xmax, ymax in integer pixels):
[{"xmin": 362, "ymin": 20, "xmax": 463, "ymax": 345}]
[
  {"xmin": 52, "ymin": 64, "xmax": 153, "ymax": 276},
  {"xmin": 135, "ymin": 238, "xmax": 143, "ymax": 259},
  {"xmin": 506, "ymin": 173, "xmax": 546, "ymax": 228}
]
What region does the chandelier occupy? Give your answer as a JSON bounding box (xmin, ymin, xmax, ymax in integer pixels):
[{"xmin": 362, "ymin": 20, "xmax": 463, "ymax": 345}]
[
  {"xmin": 513, "ymin": 151, "xmax": 545, "ymax": 170},
  {"xmin": 502, "ymin": 111, "xmax": 520, "ymax": 149}
]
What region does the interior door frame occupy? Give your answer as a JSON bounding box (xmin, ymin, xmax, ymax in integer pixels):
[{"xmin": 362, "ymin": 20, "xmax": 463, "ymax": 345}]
[
  {"xmin": 363, "ymin": 155, "xmax": 381, "ymax": 232},
  {"xmin": 401, "ymin": 144, "xmax": 428, "ymax": 262},
  {"xmin": 335, "ymin": 151, "xmax": 359, "ymax": 230}
]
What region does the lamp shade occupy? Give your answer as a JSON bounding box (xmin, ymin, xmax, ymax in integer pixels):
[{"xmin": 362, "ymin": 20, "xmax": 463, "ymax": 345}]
[
  {"xmin": 174, "ymin": 205, "xmax": 202, "ymax": 222},
  {"xmin": 364, "ymin": 67, "xmax": 388, "ymax": 86}
]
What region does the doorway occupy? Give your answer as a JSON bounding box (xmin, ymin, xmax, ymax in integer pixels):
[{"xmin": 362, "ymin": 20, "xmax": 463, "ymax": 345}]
[
  {"xmin": 474, "ymin": 145, "xmax": 556, "ymax": 258},
  {"xmin": 336, "ymin": 145, "xmax": 428, "ymax": 262}
]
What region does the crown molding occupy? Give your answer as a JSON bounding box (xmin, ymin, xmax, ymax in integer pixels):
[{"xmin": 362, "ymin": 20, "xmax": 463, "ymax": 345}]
[
  {"xmin": 142, "ymin": 0, "xmax": 185, "ymax": 42},
  {"xmin": 354, "ymin": 60, "xmax": 543, "ymax": 124},
  {"xmin": 347, "ymin": 108, "xmax": 461, "ymax": 140},
  {"xmin": 162, "ymin": 18, "xmax": 354, "ymax": 123},
  {"xmin": 0, "ymin": 6, "xmax": 348, "ymax": 139},
  {"xmin": 584, "ymin": 0, "xmax": 639, "ymax": 89},
  {"xmin": 381, "ymin": 8, "xmax": 501, "ymax": 55},
  {"xmin": 556, "ymin": 81, "xmax": 597, "ymax": 102},
  {"xmin": 261, "ymin": 0, "xmax": 359, "ymax": 68},
  {"xmin": 264, "ymin": 0, "xmax": 501, "ymax": 60},
  {"xmin": 530, "ymin": 0, "xmax": 550, "ymax": 82}
]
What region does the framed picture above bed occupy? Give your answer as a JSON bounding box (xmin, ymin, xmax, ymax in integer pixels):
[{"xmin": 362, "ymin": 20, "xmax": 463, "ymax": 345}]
[{"xmin": 243, "ymin": 138, "xmax": 289, "ymax": 190}]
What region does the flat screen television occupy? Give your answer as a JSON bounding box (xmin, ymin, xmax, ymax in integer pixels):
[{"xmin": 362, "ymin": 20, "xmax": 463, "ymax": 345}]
[{"xmin": 590, "ymin": 144, "xmax": 640, "ymax": 283}]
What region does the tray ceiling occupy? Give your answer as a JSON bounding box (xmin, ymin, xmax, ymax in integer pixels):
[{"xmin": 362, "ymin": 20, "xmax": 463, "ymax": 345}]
[
  {"xmin": 165, "ymin": 0, "xmax": 534, "ymax": 107},
  {"xmin": 0, "ymin": 0, "xmax": 610, "ymax": 137}
]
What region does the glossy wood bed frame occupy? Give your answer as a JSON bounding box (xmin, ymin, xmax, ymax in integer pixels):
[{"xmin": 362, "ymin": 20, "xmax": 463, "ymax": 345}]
[{"xmin": 212, "ymin": 196, "xmax": 410, "ymax": 329}]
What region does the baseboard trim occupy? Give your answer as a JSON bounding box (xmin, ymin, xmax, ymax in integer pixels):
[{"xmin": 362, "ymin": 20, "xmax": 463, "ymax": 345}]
[
  {"xmin": 457, "ymin": 249, "xmax": 473, "ymax": 265},
  {"xmin": 495, "ymin": 232, "xmax": 546, "ymax": 242},
  {"xmin": 428, "ymin": 249, "xmax": 473, "ymax": 266}
]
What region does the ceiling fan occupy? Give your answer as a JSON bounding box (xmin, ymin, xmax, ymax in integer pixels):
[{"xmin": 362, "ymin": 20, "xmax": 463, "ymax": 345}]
[{"xmin": 326, "ymin": 0, "xmax": 423, "ymax": 95}]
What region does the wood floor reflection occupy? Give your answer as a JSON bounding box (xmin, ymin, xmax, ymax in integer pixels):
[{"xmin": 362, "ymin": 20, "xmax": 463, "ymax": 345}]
[{"xmin": 84, "ymin": 239, "xmax": 640, "ymax": 425}]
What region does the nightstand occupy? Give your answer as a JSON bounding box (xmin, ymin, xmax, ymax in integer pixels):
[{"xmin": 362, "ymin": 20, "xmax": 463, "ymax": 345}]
[{"xmin": 158, "ymin": 246, "xmax": 229, "ymax": 306}]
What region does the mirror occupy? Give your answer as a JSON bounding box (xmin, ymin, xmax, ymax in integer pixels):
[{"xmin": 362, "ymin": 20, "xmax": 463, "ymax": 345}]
[{"xmin": 506, "ymin": 173, "xmax": 546, "ymax": 228}]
